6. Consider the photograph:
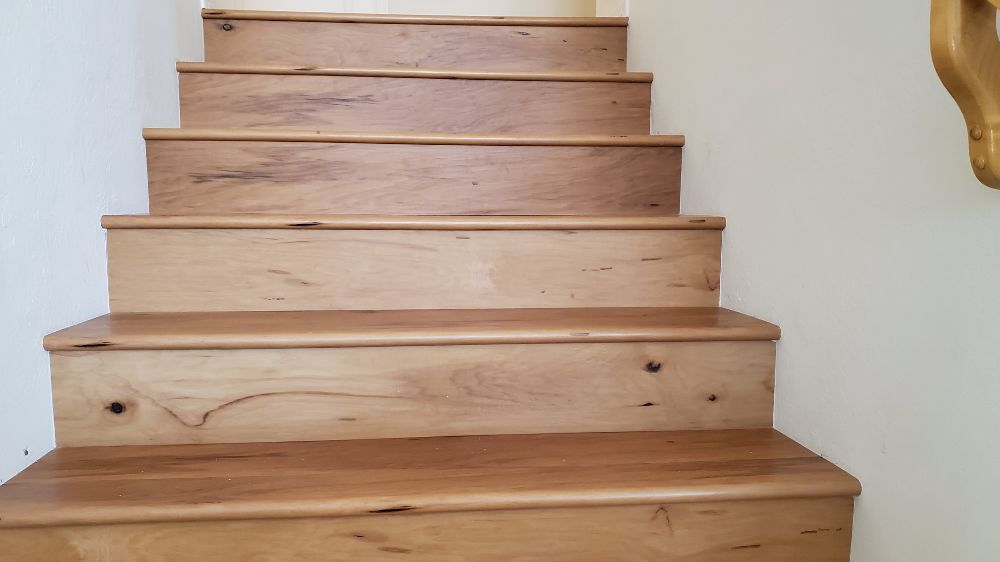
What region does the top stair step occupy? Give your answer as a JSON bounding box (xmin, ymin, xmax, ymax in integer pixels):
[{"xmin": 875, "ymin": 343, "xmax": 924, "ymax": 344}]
[
  {"xmin": 202, "ymin": 9, "xmax": 629, "ymax": 71},
  {"xmin": 202, "ymin": 9, "xmax": 630, "ymax": 26}
]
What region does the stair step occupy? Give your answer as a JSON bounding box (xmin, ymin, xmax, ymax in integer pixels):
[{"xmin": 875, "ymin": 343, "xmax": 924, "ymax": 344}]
[
  {"xmin": 103, "ymin": 215, "xmax": 721, "ymax": 313},
  {"xmin": 178, "ymin": 62, "xmax": 652, "ymax": 134},
  {"xmin": 45, "ymin": 307, "xmax": 779, "ymax": 446},
  {"xmin": 144, "ymin": 129, "xmax": 683, "ymax": 215},
  {"xmin": 101, "ymin": 213, "xmax": 722, "ymax": 232},
  {"xmin": 0, "ymin": 429, "xmax": 859, "ymax": 525},
  {"xmin": 0, "ymin": 430, "xmax": 860, "ymax": 561},
  {"xmin": 202, "ymin": 9, "xmax": 629, "ymax": 71},
  {"xmin": 45, "ymin": 306, "xmax": 776, "ymax": 351}
]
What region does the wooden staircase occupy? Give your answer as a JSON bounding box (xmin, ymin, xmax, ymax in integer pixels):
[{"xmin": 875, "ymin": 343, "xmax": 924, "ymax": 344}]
[{"xmin": 0, "ymin": 9, "xmax": 861, "ymax": 561}]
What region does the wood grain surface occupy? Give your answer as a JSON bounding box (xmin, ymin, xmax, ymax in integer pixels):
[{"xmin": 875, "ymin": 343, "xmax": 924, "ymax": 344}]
[
  {"xmin": 106, "ymin": 228, "xmax": 722, "ymax": 312},
  {"xmin": 0, "ymin": 499, "xmax": 854, "ymax": 562},
  {"xmin": 101, "ymin": 215, "xmax": 722, "ymax": 231},
  {"xmin": 179, "ymin": 71, "xmax": 651, "ymax": 134},
  {"xmin": 44, "ymin": 307, "xmax": 776, "ymax": 351},
  {"xmin": 142, "ymin": 128, "xmax": 683, "ymax": 145},
  {"xmin": 145, "ymin": 139, "xmax": 681, "ymax": 215},
  {"xmin": 0, "ymin": 429, "xmax": 861, "ymax": 529},
  {"xmin": 177, "ymin": 62, "xmax": 653, "ymax": 82},
  {"xmin": 51, "ymin": 341, "xmax": 776, "ymax": 446},
  {"xmin": 203, "ymin": 18, "xmax": 628, "ymax": 71},
  {"xmin": 202, "ymin": 9, "xmax": 630, "ymax": 26}
]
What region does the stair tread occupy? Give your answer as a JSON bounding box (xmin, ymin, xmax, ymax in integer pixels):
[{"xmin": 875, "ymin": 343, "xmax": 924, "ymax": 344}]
[
  {"xmin": 202, "ymin": 8, "xmax": 629, "ymax": 27},
  {"xmin": 0, "ymin": 429, "xmax": 860, "ymax": 529},
  {"xmin": 177, "ymin": 61, "xmax": 653, "ymax": 83},
  {"xmin": 101, "ymin": 214, "xmax": 724, "ymax": 230},
  {"xmin": 44, "ymin": 307, "xmax": 779, "ymax": 351},
  {"xmin": 143, "ymin": 128, "xmax": 685, "ymax": 146}
]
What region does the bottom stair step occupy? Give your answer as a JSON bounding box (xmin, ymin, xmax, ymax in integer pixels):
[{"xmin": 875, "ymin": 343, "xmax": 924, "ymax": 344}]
[{"xmin": 0, "ymin": 429, "xmax": 860, "ymax": 561}]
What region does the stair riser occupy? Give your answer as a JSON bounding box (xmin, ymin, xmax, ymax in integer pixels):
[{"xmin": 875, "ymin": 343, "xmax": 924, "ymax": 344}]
[
  {"xmin": 179, "ymin": 73, "xmax": 651, "ymax": 134},
  {"xmin": 146, "ymin": 140, "xmax": 680, "ymax": 215},
  {"xmin": 107, "ymin": 229, "xmax": 721, "ymax": 312},
  {"xmin": 204, "ymin": 19, "xmax": 627, "ymax": 71},
  {"xmin": 52, "ymin": 341, "xmax": 774, "ymax": 447},
  {"xmin": 1, "ymin": 499, "xmax": 854, "ymax": 561}
]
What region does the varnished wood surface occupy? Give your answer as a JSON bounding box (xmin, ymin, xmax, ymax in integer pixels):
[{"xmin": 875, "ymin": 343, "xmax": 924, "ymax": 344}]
[
  {"xmin": 176, "ymin": 62, "xmax": 653, "ymax": 82},
  {"xmin": 202, "ymin": 9, "xmax": 630, "ymax": 27},
  {"xmin": 203, "ymin": 19, "xmax": 627, "ymax": 71},
  {"xmin": 145, "ymin": 140, "xmax": 681, "ymax": 215},
  {"xmin": 0, "ymin": 429, "xmax": 861, "ymax": 529},
  {"xmin": 44, "ymin": 308, "xmax": 778, "ymax": 351},
  {"xmin": 51, "ymin": 341, "xmax": 776, "ymax": 446},
  {"xmin": 0, "ymin": 499, "xmax": 855, "ymax": 561},
  {"xmin": 178, "ymin": 71, "xmax": 651, "ymax": 134},
  {"xmin": 102, "ymin": 215, "xmax": 723, "ymax": 231},
  {"xmin": 930, "ymin": 0, "xmax": 1000, "ymax": 188},
  {"xmin": 143, "ymin": 128, "xmax": 683, "ymax": 146},
  {"xmin": 106, "ymin": 229, "xmax": 721, "ymax": 312}
]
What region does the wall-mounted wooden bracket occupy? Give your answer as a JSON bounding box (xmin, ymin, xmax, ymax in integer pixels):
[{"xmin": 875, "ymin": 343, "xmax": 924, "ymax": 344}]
[{"xmin": 931, "ymin": 0, "xmax": 1000, "ymax": 189}]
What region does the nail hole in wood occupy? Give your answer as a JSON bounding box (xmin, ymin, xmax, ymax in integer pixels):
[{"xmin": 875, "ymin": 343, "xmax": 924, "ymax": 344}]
[
  {"xmin": 107, "ymin": 402, "xmax": 126, "ymax": 415},
  {"xmin": 707, "ymin": 394, "xmax": 718, "ymax": 402},
  {"xmin": 644, "ymin": 361, "xmax": 662, "ymax": 373}
]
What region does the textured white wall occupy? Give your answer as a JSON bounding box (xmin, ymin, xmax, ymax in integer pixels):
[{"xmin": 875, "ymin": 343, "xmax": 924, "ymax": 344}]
[
  {"xmin": 205, "ymin": 0, "xmax": 596, "ymax": 16},
  {"xmin": 0, "ymin": 0, "xmax": 203, "ymax": 484},
  {"xmin": 628, "ymin": 1, "xmax": 1000, "ymax": 560}
]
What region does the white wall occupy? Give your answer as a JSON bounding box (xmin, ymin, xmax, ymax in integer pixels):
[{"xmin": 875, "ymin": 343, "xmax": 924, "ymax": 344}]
[
  {"xmin": 0, "ymin": 0, "xmax": 203, "ymax": 484},
  {"xmin": 628, "ymin": 1, "xmax": 1000, "ymax": 560},
  {"xmin": 205, "ymin": 0, "xmax": 596, "ymax": 16},
  {"xmin": 596, "ymin": 0, "xmax": 627, "ymax": 17}
]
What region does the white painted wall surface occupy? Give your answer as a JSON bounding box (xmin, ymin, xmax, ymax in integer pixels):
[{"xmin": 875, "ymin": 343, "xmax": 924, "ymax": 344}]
[
  {"xmin": 205, "ymin": 0, "xmax": 596, "ymax": 16},
  {"xmin": 0, "ymin": 0, "xmax": 203, "ymax": 484},
  {"xmin": 628, "ymin": 1, "xmax": 1000, "ymax": 560},
  {"xmin": 596, "ymin": 0, "xmax": 627, "ymax": 17}
]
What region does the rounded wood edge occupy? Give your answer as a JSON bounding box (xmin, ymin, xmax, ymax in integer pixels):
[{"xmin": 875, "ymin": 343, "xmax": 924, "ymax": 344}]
[
  {"xmin": 175, "ymin": 62, "xmax": 653, "ymax": 83},
  {"xmin": 100, "ymin": 215, "xmax": 724, "ymax": 231},
  {"xmin": 142, "ymin": 128, "xmax": 685, "ymax": 147},
  {"xmin": 0, "ymin": 479, "xmax": 859, "ymax": 529},
  {"xmin": 43, "ymin": 330, "xmax": 777, "ymax": 352},
  {"xmin": 201, "ymin": 8, "xmax": 629, "ymax": 27}
]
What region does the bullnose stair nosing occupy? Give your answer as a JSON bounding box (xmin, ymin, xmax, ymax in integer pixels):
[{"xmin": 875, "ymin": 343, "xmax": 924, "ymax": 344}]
[
  {"xmin": 42, "ymin": 307, "xmax": 781, "ymax": 352},
  {"xmin": 142, "ymin": 128, "xmax": 685, "ymax": 147},
  {"xmin": 201, "ymin": 8, "xmax": 630, "ymax": 27},
  {"xmin": 176, "ymin": 61, "xmax": 654, "ymax": 83},
  {"xmin": 100, "ymin": 214, "xmax": 724, "ymax": 231},
  {"xmin": 0, "ymin": 429, "xmax": 860, "ymax": 529}
]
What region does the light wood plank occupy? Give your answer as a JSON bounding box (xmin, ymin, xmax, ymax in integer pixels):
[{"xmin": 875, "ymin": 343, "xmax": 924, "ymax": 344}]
[
  {"xmin": 176, "ymin": 62, "xmax": 653, "ymax": 82},
  {"xmin": 101, "ymin": 215, "xmax": 722, "ymax": 231},
  {"xmin": 44, "ymin": 307, "xmax": 776, "ymax": 351},
  {"xmin": 51, "ymin": 341, "xmax": 776, "ymax": 446},
  {"xmin": 203, "ymin": 18, "xmax": 627, "ymax": 71},
  {"xmin": 145, "ymin": 139, "xmax": 681, "ymax": 215},
  {"xmin": 142, "ymin": 129, "xmax": 683, "ymax": 145},
  {"xmin": 0, "ymin": 499, "xmax": 854, "ymax": 562},
  {"xmin": 202, "ymin": 9, "xmax": 630, "ymax": 26},
  {"xmin": 106, "ymin": 229, "xmax": 721, "ymax": 312},
  {"xmin": 178, "ymin": 71, "xmax": 651, "ymax": 134},
  {"xmin": 0, "ymin": 429, "xmax": 861, "ymax": 529}
]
